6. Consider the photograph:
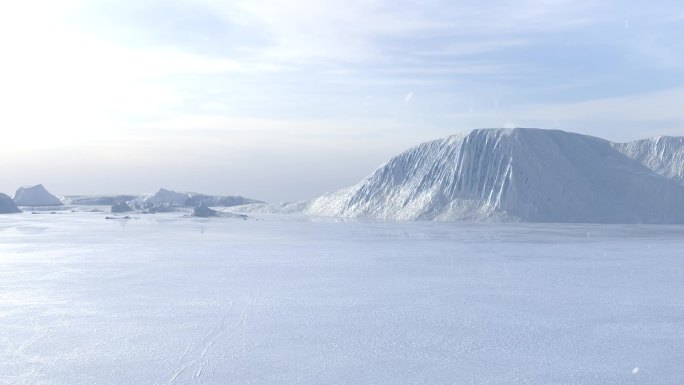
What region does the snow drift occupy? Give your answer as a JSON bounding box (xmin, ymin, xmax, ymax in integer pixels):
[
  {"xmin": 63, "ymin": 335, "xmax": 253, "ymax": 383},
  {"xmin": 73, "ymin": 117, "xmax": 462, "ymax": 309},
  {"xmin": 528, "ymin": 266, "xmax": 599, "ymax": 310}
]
[
  {"xmin": 307, "ymin": 128, "xmax": 684, "ymax": 223},
  {"xmin": 0, "ymin": 193, "xmax": 21, "ymax": 213},
  {"xmin": 13, "ymin": 184, "xmax": 63, "ymax": 206}
]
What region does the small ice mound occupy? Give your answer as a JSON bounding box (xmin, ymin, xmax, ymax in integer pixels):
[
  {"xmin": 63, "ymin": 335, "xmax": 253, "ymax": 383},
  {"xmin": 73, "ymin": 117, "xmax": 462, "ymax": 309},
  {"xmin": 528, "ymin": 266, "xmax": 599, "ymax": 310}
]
[
  {"xmin": 193, "ymin": 202, "xmax": 219, "ymax": 218},
  {"xmin": 0, "ymin": 193, "xmax": 22, "ymax": 213},
  {"xmin": 145, "ymin": 188, "xmax": 190, "ymax": 206},
  {"xmin": 13, "ymin": 184, "xmax": 63, "ymax": 206},
  {"xmin": 111, "ymin": 201, "xmax": 132, "ymax": 213}
]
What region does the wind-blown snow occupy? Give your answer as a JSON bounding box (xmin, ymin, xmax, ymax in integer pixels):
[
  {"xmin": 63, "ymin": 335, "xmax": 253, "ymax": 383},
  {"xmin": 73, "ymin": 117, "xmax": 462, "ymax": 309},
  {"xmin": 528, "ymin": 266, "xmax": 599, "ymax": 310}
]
[
  {"xmin": 13, "ymin": 184, "xmax": 63, "ymax": 206},
  {"xmin": 1, "ymin": 212, "xmax": 683, "ymax": 384},
  {"xmin": 307, "ymin": 128, "xmax": 684, "ymax": 223},
  {"xmin": 613, "ymin": 136, "xmax": 684, "ymax": 186},
  {"xmin": 0, "ymin": 193, "xmax": 21, "ymax": 213}
]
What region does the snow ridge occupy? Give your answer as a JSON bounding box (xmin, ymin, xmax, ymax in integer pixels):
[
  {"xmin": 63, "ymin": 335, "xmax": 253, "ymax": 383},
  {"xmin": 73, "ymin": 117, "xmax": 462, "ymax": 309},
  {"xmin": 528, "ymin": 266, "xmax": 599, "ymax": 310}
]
[
  {"xmin": 307, "ymin": 128, "xmax": 684, "ymax": 223},
  {"xmin": 613, "ymin": 136, "xmax": 684, "ymax": 186}
]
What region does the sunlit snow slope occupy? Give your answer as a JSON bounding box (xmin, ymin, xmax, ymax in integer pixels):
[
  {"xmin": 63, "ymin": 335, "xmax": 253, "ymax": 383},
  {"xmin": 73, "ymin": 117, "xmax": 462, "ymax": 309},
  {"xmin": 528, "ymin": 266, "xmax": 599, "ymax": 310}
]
[
  {"xmin": 613, "ymin": 136, "xmax": 684, "ymax": 186},
  {"xmin": 307, "ymin": 128, "xmax": 684, "ymax": 223}
]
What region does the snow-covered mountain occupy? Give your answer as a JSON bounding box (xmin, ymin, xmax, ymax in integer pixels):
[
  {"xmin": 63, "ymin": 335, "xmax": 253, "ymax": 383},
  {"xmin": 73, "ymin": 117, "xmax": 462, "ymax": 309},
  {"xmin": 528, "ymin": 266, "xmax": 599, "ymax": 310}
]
[
  {"xmin": 0, "ymin": 193, "xmax": 21, "ymax": 213},
  {"xmin": 613, "ymin": 136, "xmax": 684, "ymax": 186},
  {"xmin": 13, "ymin": 184, "xmax": 63, "ymax": 206},
  {"xmin": 306, "ymin": 128, "xmax": 684, "ymax": 223}
]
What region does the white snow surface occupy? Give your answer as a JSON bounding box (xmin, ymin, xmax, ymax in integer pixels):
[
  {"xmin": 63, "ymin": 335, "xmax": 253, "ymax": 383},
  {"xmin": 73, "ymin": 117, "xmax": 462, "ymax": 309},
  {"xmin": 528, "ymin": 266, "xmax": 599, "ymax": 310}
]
[
  {"xmin": 613, "ymin": 136, "xmax": 684, "ymax": 186},
  {"xmin": 307, "ymin": 128, "xmax": 684, "ymax": 223},
  {"xmin": 12, "ymin": 184, "xmax": 63, "ymax": 206},
  {"xmin": 1, "ymin": 212, "xmax": 683, "ymax": 384}
]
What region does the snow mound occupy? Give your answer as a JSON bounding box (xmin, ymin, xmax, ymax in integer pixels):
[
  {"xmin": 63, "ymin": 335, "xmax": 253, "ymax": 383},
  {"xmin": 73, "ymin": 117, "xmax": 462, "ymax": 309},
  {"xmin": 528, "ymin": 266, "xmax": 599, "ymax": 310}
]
[
  {"xmin": 144, "ymin": 188, "xmax": 190, "ymax": 206},
  {"xmin": 13, "ymin": 184, "xmax": 63, "ymax": 206},
  {"xmin": 193, "ymin": 202, "xmax": 219, "ymax": 217},
  {"xmin": 307, "ymin": 128, "xmax": 684, "ymax": 223},
  {"xmin": 111, "ymin": 201, "xmax": 132, "ymax": 213},
  {"xmin": 613, "ymin": 136, "xmax": 684, "ymax": 186},
  {"xmin": 0, "ymin": 193, "xmax": 22, "ymax": 213}
]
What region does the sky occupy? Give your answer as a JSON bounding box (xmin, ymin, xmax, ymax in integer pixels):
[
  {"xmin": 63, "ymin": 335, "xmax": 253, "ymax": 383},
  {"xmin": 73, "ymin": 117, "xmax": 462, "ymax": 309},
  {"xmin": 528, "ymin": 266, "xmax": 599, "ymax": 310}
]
[{"xmin": 1, "ymin": 0, "xmax": 684, "ymax": 202}]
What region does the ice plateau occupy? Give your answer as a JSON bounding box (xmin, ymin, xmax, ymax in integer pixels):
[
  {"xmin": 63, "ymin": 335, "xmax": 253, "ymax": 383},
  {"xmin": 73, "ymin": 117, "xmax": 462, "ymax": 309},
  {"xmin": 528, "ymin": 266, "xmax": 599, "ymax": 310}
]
[
  {"xmin": 306, "ymin": 128, "xmax": 684, "ymax": 223},
  {"xmin": 13, "ymin": 184, "xmax": 63, "ymax": 206},
  {"xmin": 0, "ymin": 193, "xmax": 21, "ymax": 213}
]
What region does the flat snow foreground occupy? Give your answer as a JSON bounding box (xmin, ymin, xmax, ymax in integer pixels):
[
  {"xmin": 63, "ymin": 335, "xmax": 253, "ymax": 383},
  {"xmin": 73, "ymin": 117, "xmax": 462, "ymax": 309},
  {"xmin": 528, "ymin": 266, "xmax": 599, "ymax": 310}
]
[{"xmin": 1, "ymin": 212, "xmax": 683, "ymax": 385}]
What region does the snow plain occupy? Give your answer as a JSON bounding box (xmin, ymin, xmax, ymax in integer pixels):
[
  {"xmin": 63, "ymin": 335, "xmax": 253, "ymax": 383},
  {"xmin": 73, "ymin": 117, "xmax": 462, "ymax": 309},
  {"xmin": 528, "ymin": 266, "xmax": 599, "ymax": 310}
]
[{"xmin": 1, "ymin": 211, "xmax": 683, "ymax": 384}]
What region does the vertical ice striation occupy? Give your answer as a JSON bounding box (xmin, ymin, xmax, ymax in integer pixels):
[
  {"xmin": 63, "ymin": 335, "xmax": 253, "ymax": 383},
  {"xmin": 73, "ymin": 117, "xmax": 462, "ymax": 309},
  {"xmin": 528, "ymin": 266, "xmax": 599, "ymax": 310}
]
[{"xmin": 613, "ymin": 136, "xmax": 684, "ymax": 186}]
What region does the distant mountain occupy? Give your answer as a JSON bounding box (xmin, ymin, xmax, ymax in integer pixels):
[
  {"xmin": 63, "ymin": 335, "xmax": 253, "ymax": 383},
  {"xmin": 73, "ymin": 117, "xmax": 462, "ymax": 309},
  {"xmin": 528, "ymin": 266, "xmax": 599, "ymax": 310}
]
[
  {"xmin": 613, "ymin": 136, "xmax": 684, "ymax": 186},
  {"xmin": 13, "ymin": 184, "xmax": 63, "ymax": 206},
  {"xmin": 184, "ymin": 193, "xmax": 263, "ymax": 208},
  {"xmin": 64, "ymin": 195, "xmax": 139, "ymax": 205},
  {"xmin": 0, "ymin": 193, "xmax": 21, "ymax": 214},
  {"xmin": 143, "ymin": 188, "xmax": 190, "ymax": 206},
  {"xmin": 306, "ymin": 128, "xmax": 684, "ymax": 223},
  {"xmin": 141, "ymin": 188, "xmax": 263, "ymax": 208}
]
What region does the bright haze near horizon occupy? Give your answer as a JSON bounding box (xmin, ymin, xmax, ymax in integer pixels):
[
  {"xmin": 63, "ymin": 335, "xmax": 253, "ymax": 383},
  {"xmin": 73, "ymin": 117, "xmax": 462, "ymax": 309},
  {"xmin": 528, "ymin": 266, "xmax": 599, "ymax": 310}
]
[{"xmin": 1, "ymin": 0, "xmax": 683, "ymax": 202}]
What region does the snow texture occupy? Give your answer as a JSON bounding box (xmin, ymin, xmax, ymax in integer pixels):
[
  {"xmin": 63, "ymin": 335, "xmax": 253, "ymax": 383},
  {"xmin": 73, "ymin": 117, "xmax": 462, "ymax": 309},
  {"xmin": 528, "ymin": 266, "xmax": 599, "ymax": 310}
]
[
  {"xmin": 1, "ymin": 212, "xmax": 683, "ymax": 384},
  {"xmin": 13, "ymin": 184, "xmax": 63, "ymax": 206},
  {"xmin": 613, "ymin": 136, "xmax": 684, "ymax": 186},
  {"xmin": 0, "ymin": 193, "xmax": 21, "ymax": 213},
  {"xmin": 307, "ymin": 128, "xmax": 684, "ymax": 223}
]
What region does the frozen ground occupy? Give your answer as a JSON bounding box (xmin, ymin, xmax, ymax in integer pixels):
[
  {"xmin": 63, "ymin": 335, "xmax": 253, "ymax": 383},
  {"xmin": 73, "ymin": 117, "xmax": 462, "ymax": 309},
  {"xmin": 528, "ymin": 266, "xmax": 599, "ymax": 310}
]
[{"xmin": 1, "ymin": 212, "xmax": 683, "ymax": 384}]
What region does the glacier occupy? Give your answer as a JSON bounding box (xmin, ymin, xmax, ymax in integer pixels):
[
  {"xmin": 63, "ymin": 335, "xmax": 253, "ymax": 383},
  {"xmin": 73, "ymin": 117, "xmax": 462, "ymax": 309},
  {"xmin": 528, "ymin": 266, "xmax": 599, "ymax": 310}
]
[{"xmin": 305, "ymin": 128, "xmax": 684, "ymax": 223}]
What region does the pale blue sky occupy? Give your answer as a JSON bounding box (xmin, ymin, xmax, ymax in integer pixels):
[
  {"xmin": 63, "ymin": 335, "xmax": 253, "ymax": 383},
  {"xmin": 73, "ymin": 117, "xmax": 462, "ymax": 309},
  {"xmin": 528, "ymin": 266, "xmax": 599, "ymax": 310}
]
[{"xmin": 2, "ymin": 0, "xmax": 684, "ymax": 201}]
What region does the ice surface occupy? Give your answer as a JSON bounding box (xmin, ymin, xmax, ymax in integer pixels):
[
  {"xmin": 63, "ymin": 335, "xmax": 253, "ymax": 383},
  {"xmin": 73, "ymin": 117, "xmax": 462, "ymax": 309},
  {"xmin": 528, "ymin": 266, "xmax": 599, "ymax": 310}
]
[
  {"xmin": 307, "ymin": 128, "xmax": 684, "ymax": 223},
  {"xmin": 12, "ymin": 184, "xmax": 63, "ymax": 206},
  {"xmin": 1, "ymin": 212, "xmax": 683, "ymax": 384}
]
